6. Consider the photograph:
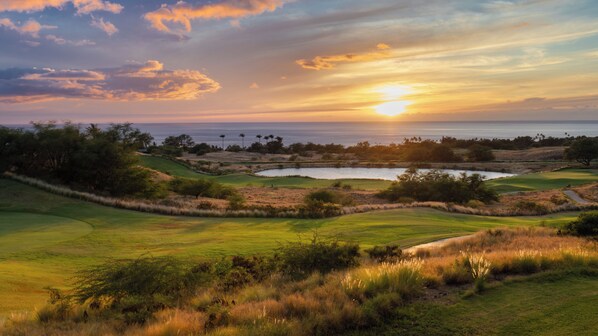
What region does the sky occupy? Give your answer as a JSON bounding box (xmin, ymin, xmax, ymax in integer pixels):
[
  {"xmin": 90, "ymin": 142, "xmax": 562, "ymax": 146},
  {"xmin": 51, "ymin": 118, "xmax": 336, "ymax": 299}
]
[{"xmin": 0, "ymin": 0, "xmax": 597, "ymax": 123}]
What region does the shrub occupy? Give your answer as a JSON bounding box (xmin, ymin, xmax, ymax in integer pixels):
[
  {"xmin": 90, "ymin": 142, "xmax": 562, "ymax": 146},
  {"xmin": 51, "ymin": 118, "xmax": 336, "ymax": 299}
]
[
  {"xmin": 227, "ymin": 194, "xmax": 246, "ymax": 210},
  {"xmin": 563, "ymin": 211, "xmax": 598, "ymax": 237},
  {"xmin": 378, "ymin": 168, "xmax": 498, "ymax": 204},
  {"xmin": 365, "ymin": 245, "xmax": 402, "ymax": 262},
  {"xmin": 298, "ymin": 200, "xmax": 342, "ymax": 219},
  {"xmin": 276, "ymin": 234, "xmax": 360, "ymax": 279},
  {"xmin": 169, "ymin": 177, "xmax": 236, "ymax": 200},
  {"xmin": 513, "ymin": 200, "xmax": 548, "ymax": 213},
  {"xmin": 467, "ymin": 144, "xmax": 495, "ymax": 162},
  {"xmin": 72, "ymin": 257, "xmax": 209, "ymax": 324},
  {"xmin": 304, "ymin": 190, "xmax": 353, "ymax": 206}
]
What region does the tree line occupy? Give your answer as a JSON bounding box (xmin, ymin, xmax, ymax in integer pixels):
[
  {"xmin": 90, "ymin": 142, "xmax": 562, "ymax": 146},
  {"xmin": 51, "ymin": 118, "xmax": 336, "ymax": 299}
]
[{"xmin": 0, "ymin": 122, "xmax": 162, "ymax": 197}]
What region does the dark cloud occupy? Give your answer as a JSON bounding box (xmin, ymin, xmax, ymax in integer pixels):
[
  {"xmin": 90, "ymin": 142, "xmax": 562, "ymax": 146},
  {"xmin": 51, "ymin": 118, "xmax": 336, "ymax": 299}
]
[{"xmin": 0, "ymin": 60, "xmax": 220, "ymax": 103}]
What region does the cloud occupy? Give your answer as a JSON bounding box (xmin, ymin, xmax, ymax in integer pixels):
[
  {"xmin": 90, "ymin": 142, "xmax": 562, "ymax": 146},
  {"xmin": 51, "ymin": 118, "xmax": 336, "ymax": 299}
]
[
  {"xmin": 0, "ymin": 60, "xmax": 221, "ymax": 103},
  {"xmin": 46, "ymin": 34, "xmax": 95, "ymax": 46},
  {"xmin": 90, "ymin": 16, "xmax": 118, "ymax": 36},
  {"xmin": 296, "ymin": 43, "xmax": 392, "ymax": 70},
  {"xmin": 0, "ymin": 18, "xmax": 56, "ymax": 38},
  {"xmin": 144, "ymin": 0, "xmax": 289, "ymax": 36},
  {"xmin": 249, "ymin": 82, "xmax": 259, "ymax": 89},
  {"xmin": 0, "ymin": 0, "xmax": 123, "ymax": 14}
]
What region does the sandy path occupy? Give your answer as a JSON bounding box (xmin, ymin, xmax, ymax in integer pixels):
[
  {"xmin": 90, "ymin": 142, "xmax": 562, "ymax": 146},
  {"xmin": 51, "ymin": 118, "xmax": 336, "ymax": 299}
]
[
  {"xmin": 564, "ymin": 189, "xmax": 590, "ymax": 204},
  {"xmin": 405, "ymin": 234, "xmax": 475, "ymax": 253}
]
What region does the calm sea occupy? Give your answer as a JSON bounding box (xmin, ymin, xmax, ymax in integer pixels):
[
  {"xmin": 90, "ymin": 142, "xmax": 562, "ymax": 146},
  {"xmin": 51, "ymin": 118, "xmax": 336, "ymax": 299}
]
[{"xmin": 5, "ymin": 121, "xmax": 598, "ymax": 146}]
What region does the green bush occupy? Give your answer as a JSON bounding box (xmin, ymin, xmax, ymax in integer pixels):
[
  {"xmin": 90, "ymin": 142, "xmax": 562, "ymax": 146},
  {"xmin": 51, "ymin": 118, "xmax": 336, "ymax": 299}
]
[
  {"xmin": 564, "ymin": 211, "xmax": 598, "ymax": 237},
  {"xmin": 227, "ymin": 194, "xmax": 246, "ymax": 210},
  {"xmin": 305, "ymin": 190, "xmax": 354, "ymax": 206},
  {"xmin": 276, "ymin": 233, "xmax": 360, "ymax": 279},
  {"xmin": 378, "ymin": 168, "xmax": 498, "ymax": 204},
  {"xmin": 169, "ymin": 177, "xmax": 236, "ymax": 199},
  {"xmin": 72, "ymin": 257, "xmax": 209, "ymax": 323}
]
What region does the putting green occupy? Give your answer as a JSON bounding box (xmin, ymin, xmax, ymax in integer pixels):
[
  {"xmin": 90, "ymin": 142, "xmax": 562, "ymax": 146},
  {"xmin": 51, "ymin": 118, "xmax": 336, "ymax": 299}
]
[
  {"xmin": 0, "ymin": 212, "xmax": 92, "ymax": 255},
  {"xmin": 487, "ymin": 169, "xmax": 598, "ymax": 193}
]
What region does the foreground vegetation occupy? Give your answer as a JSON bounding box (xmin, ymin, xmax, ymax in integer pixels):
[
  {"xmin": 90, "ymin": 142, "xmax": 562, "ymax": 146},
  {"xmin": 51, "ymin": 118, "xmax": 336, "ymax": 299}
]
[
  {"xmin": 1, "ymin": 226, "xmax": 596, "ymax": 336},
  {"xmin": 0, "ymin": 178, "xmax": 578, "ymax": 314}
]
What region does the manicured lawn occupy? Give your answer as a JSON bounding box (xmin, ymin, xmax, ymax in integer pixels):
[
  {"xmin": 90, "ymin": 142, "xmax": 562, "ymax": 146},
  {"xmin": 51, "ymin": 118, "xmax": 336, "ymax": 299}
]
[
  {"xmin": 138, "ymin": 155, "xmax": 392, "ymax": 190},
  {"xmin": 487, "ymin": 168, "xmax": 598, "ymax": 193},
  {"xmin": 0, "ymin": 178, "xmax": 577, "ymax": 314},
  {"xmin": 352, "ymin": 271, "xmax": 598, "ymax": 335}
]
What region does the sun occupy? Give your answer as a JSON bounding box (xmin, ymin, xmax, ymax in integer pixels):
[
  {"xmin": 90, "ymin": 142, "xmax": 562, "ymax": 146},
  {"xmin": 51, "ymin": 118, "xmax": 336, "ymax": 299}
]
[
  {"xmin": 375, "ymin": 101, "xmax": 410, "ymax": 117},
  {"xmin": 373, "ymin": 84, "xmax": 413, "ymax": 117}
]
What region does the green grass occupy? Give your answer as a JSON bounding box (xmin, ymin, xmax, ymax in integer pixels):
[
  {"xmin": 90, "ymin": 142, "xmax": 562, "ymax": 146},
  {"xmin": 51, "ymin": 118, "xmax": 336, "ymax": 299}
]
[
  {"xmin": 352, "ymin": 271, "xmax": 598, "ymax": 335},
  {"xmin": 487, "ymin": 168, "xmax": 598, "ymax": 193},
  {"xmin": 140, "ymin": 155, "xmax": 598, "ymax": 193},
  {"xmin": 0, "ymin": 178, "xmax": 579, "ymax": 315},
  {"xmin": 138, "ymin": 155, "xmax": 392, "ymax": 190}
]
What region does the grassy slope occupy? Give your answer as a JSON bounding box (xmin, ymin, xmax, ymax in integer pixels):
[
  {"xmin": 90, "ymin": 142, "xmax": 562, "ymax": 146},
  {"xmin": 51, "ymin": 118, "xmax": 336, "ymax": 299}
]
[
  {"xmin": 487, "ymin": 168, "xmax": 598, "ymax": 193},
  {"xmin": 139, "ymin": 155, "xmax": 598, "ymax": 193},
  {"xmin": 352, "ymin": 272, "xmax": 598, "ymax": 336},
  {"xmin": 0, "ymin": 178, "xmax": 577, "ymax": 314}
]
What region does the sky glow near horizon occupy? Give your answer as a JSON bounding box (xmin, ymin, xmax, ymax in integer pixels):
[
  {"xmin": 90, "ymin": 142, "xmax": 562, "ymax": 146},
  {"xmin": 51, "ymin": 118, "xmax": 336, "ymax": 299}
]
[{"xmin": 0, "ymin": 0, "xmax": 597, "ymax": 123}]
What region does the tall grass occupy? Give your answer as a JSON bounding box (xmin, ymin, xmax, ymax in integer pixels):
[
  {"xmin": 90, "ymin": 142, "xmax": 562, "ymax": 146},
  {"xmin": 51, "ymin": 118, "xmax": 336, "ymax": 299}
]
[
  {"xmin": 3, "ymin": 227, "xmax": 598, "ymax": 336},
  {"xmin": 342, "ymin": 260, "xmax": 424, "ymax": 300}
]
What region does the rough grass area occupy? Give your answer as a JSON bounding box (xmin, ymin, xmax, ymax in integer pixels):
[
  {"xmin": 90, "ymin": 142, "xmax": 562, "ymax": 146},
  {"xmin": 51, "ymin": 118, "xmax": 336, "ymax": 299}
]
[
  {"xmin": 486, "ymin": 168, "xmax": 598, "ymax": 193},
  {"xmin": 0, "ymin": 178, "xmax": 578, "ymax": 315},
  {"xmin": 351, "ymin": 271, "xmax": 598, "ymax": 336},
  {"xmin": 2, "ymin": 227, "xmax": 596, "ymax": 336}
]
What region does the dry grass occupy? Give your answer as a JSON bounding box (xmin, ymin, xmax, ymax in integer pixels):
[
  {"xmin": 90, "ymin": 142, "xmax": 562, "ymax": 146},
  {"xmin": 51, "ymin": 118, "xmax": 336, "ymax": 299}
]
[
  {"xmin": 3, "ymin": 227, "xmax": 597, "ymax": 336},
  {"xmin": 574, "ymin": 182, "xmax": 598, "ymax": 202}
]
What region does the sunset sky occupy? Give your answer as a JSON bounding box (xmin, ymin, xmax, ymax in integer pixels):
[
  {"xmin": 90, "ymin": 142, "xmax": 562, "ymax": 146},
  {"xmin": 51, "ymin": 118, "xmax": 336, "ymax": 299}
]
[{"xmin": 1, "ymin": 0, "xmax": 597, "ymax": 123}]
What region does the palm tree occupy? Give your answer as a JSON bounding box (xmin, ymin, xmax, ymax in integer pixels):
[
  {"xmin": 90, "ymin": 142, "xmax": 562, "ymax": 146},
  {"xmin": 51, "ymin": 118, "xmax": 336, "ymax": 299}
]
[
  {"xmin": 219, "ymin": 134, "xmax": 226, "ymax": 150},
  {"xmin": 256, "ymin": 134, "xmax": 262, "ymax": 144},
  {"xmin": 239, "ymin": 133, "xmax": 245, "ymax": 149}
]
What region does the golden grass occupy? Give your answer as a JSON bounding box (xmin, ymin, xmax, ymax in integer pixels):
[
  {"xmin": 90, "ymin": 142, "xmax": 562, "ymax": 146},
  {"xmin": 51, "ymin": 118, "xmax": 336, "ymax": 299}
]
[{"xmin": 3, "ymin": 227, "xmax": 597, "ymax": 336}]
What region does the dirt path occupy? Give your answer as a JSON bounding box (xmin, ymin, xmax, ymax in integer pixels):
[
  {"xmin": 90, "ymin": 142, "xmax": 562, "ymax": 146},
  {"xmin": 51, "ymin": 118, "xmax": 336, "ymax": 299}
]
[
  {"xmin": 405, "ymin": 234, "xmax": 475, "ymax": 253},
  {"xmin": 564, "ymin": 189, "xmax": 590, "ymax": 204}
]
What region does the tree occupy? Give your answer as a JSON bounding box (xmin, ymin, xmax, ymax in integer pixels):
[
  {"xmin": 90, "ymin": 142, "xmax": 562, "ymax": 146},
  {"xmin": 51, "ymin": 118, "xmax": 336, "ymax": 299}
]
[
  {"xmin": 239, "ymin": 133, "xmax": 245, "ymax": 149},
  {"xmin": 162, "ymin": 134, "xmax": 194, "ymax": 150},
  {"xmin": 219, "ymin": 134, "xmax": 226, "ymax": 150},
  {"xmin": 565, "ymin": 137, "xmax": 598, "ymax": 166},
  {"xmin": 467, "ymin": 144, "xmax": 495, "ymax": 162},
  {"xmin": 256, "ymin": 134, "xmax": 262, "ymax": 144},
  {"xmin": 1, "ymin": 123, "xmax": 161, "ymax": 197}
]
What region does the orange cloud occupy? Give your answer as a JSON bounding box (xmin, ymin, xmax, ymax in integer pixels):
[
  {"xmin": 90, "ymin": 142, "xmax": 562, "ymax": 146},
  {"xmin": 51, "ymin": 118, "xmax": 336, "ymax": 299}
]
[
  {"xmin": 0, "ymin": 18, "xmax": 56, "ymax": 38},
  {"xmin": 0, "ymin": 0, "xmax": 123, "ymax": 14},
  {"xmin": 144, "ymin": 0, "xmax": 289, "ymax": 36},
  {"xmin": 90, "ymin": 16, "xmax": 118, "ymax": 36},
  {"xmin": 296, "ymin": 44, "xmax": 392, "ymax": 70},
  {"xmin": 0, "ymin": 61, "xmax": 220, "ymax": 103}
]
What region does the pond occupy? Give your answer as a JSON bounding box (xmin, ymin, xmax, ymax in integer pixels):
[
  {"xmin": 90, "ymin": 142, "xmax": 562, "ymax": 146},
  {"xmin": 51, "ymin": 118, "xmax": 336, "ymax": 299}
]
[{"xmin": 256, "ymin": 167, "xmax": 514, "ymax": 181}]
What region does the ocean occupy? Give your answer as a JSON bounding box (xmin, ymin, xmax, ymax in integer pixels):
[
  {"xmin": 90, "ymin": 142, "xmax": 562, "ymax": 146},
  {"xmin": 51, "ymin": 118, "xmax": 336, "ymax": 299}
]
[{"xmin": 5, "ymin": 121, "xmax": 598, "ymax": 146}]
